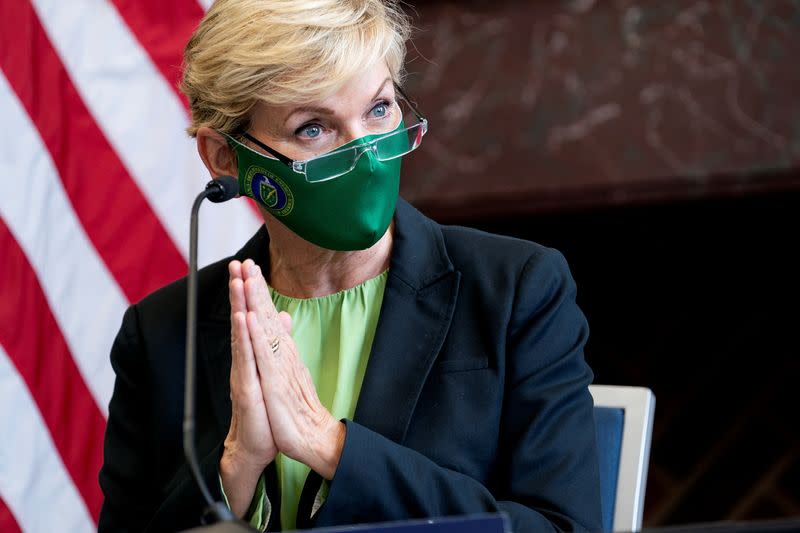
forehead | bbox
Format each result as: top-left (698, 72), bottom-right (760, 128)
top-left (252, 63), bottom-right (394, 129)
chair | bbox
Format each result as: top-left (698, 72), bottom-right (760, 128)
top-left (590, 385), bottom-right (656, 532)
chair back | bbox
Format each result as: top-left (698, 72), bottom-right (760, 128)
top-left (590, 385), bottom-right (656, 532)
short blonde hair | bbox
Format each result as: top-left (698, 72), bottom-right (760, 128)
top-left (181, 0), bottom-right (411, 137)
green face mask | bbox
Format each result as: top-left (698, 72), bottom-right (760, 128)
top-left (228, 122), bottom-right (406, 251)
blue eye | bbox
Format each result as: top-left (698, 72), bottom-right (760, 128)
top-left (370, 103), bottom-right (389, 118)
top-left (298, 124), bottom-right (322, 138)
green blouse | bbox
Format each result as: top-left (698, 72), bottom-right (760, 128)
top-left (221, 270), bottom-right (388, 530)
top-left (270, 270), bottom-right (387, 529)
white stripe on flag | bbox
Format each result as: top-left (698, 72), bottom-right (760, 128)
top-left (196, 0), bottom-right (214, 12)
top-left (30, 0), bottom-right (260, 267)
top-left (0, 71), bottom-right (124, 415)
top-left (0, 343), bottom-right (96, 533)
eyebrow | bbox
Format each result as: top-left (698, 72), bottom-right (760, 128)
top-left (282, 77), bottom-right (394, 126)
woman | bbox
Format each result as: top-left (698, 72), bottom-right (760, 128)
top-left (98, 0), bottom-right (602, 531)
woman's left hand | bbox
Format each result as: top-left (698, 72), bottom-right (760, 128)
top-left (239, 259), bottom-right (346, 480)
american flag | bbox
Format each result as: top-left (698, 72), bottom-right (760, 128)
top-left (0, 1), bottom-right (262, 530)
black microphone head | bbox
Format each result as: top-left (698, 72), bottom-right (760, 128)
top-left (206, 176), bottom-right (239, 203)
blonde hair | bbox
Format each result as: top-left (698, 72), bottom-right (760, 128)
top-left (181, 0), bottom-right (411, 137)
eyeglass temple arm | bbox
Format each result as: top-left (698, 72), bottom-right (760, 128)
top-left (242, 133), bottom-right (296, 167)
top-left (394, 84), bottom-right (426, 124)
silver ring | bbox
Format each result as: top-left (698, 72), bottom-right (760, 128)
top-left (269, 337), bottom-right (280, 354)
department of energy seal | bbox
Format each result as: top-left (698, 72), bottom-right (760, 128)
top-left (243, 166), bottom-right (294, 217)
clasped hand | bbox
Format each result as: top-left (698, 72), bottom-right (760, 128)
top-left (220, 259), bottom-right (345, 517)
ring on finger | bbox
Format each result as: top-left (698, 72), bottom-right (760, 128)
top-left (269, 337), bottom-right (280, 354)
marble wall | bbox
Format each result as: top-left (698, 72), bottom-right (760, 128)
top-left (400, 0), bottom-right (800, 217)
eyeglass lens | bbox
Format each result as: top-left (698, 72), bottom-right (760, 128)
top-left (304, 147), bottom-right (360, 182)
top-left (304, 123), bottom-right (426, 182)
top-left (297, 94), bottom-right (427, 182)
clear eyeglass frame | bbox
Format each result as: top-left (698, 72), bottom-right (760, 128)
top-left (235, 86), bottom-right (428, 183)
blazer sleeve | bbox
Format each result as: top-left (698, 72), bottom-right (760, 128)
top-left (98, 305), bottom-right (226, 532)
top-left (311, 249), bottom-right (602, 532)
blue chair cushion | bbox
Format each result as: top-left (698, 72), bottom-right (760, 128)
top-left (594, 406), bottom-right (625, 532)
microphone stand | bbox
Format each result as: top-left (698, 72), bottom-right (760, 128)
top-left (182, 178), bottom-right (255, 532)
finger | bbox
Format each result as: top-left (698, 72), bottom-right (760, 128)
top-left (229, 277), bottom-right (247, 317)
top-left (248, 310), bottom-right (293, 361)
top-left (240, 259), bottom-right (256, 281)
top-left (247, 310), bottom-right (279, 374)
top-left (229, 260), bottom-right (247, 318)
top-left (243, 264), bottom-right (282, 335)
top-left (231, 311), bottom-right (259, 385)
top-left (228, 260), bottom-right (243, 281)
top-left (278, 311), bottom-right (292, 334)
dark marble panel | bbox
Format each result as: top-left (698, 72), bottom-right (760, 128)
top-left (401, 0), bottom-right (800, 217)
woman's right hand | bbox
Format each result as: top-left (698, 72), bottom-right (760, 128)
top-left (219, 260), bottom-right (278, 518)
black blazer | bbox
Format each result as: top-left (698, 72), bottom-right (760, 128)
top-left (99, 199), bottom-right (602, 532)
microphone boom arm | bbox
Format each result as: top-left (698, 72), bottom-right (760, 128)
top-left (184, 177), bottom-right (242, 525)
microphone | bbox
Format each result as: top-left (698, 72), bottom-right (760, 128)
top-left (205, 175), bottom-right (239, 203)
top-left (183, 176), bottom-right (255, 531)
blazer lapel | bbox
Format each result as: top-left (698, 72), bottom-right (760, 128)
top-left (352, 199), bottom-right (460, 444)
top-left (301, 200), bottom-right (460, 528)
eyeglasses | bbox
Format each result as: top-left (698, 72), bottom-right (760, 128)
top-left (232, 86), bottom-right (428, 183)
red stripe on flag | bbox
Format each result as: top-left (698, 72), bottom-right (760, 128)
top-left (0, 0), bottom-right (187, 303)
top-left (0, 497), bottom-right (22, 533)
top-left (109, 0), bottom-right (205, 111)
top-left (0, 220), bottom-right (106, 522)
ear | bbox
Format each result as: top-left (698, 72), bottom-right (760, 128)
top-left (196, 126), bottom-right (238, 178)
